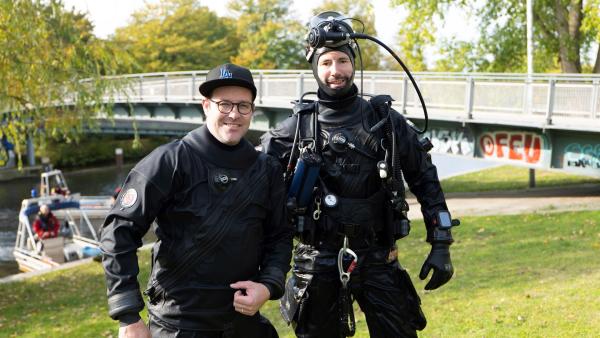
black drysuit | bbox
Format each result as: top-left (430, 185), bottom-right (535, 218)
top-left (101, 125), bottom-right (293, 336)
top-left (261, 88), bottom-right (450, 338)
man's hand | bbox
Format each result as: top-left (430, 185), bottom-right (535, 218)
top-left (118, 319), bottom-right (151, 338)
top-left (230, 281), bottom-right (271, 316)
top-left (419, 242), bottom-right (454, 290)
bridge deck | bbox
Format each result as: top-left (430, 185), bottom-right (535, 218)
top-left (105, 70), bottom-right (600, 132)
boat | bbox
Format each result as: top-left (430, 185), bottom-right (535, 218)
top-left (13, 196), bottom-right (102, 272)
top-left (38, 169), bottom-right (114, 217)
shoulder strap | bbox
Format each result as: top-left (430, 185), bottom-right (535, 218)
top-left (145, 154), bottom-right (269, 303)
top-left (368, 95), bottom-right (394, 134)
top-left (285, 100), bottom-right (319, 182)
top-left (295, 100), bottom-right (319, 149)
top-left (368, 95), bottom-right (408, 209)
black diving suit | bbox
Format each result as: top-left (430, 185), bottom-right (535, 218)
top-left (101, 125), bottom-right (293, 337)
top-left (261, 86), bottom-right (451, 338)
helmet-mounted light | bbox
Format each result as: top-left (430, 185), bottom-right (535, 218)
top-left (305, 11), bottom-right (356, 62)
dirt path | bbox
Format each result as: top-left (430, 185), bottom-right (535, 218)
top-left (406, 183), bottom-right (600, 219)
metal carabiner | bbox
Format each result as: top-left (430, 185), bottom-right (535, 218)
top-left (337, 236), bottom-right (358, 288)
top-left (313, 196), bottom-right (322, 220)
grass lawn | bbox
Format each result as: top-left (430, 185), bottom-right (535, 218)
top-left (440, 165), bottom-right (599, 193)
top-left (1, 210), bottom-right (599, 337)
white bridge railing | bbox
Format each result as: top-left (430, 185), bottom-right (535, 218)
top-left (107, 70), bottom-right (600, 131)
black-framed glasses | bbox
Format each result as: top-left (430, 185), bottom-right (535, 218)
top-left (206, 99), bottom-right (254, 115)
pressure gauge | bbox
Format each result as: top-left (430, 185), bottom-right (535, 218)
top-left (324, 194), bottom-right (339, 208)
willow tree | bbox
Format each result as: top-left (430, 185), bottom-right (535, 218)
top-left (0, 0), bottom-right (129, 165)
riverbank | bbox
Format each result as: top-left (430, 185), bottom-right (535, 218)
top-left (0, 166), bottom-right (45, 182)
top-left (1, 209), bottom-right (599, 337)
top-left (43, 135), bottom-right (170, 169)
top-left (0, 135), bottom-right (169, 183)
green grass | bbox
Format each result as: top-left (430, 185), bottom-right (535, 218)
top-left (1, 210), bottom-right (599, 337)
top-left (440, 165), bottom-right (599, 193)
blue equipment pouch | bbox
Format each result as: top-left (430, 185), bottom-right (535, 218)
top-left (288, 148), bottom-right (322, 210)
top-left (286, 148), bottom-right (322, 243)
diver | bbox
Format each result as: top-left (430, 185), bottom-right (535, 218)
top-left (261, 11), bottom-right (458, 338)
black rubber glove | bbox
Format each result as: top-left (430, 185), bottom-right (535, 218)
top-left (419, 242), bottom-right (453, 290)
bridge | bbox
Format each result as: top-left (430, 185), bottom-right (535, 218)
top-left (5, 70), bottom-right (600, 177)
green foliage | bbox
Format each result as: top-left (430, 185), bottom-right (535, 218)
top-left (311, 0), bottom-right (383, 70)
top-left (433, 40), bottom-right (480, 72)
top-left (581, 0), bottom-right (600, 72)
top-left (441, 165), bottom-right (599, 193)
top-left (388, 0), bottom-right (458, 71)
top-left (0, 0), bottom-right (130, 165)
top-left (228, 0), bottom-right (306, 69)
top-left (42, 136), bottom-right (170, 168)
top-left (391, 0), bottom-right (600, 73)
top-left (1, 210), bottom-right (600, 336)
top-left (113, 0), bottom-right (239, 72)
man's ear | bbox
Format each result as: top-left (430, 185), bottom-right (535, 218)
top-left (202, 98), bottom-right (210, 112)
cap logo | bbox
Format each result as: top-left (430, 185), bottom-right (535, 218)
top-left (219, 67), bottom-right (232, 79)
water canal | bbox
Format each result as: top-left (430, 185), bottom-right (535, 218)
top-left (0, 154), bottom-right (499, 278)
top-left (0, 164), bottom-right (132, 277)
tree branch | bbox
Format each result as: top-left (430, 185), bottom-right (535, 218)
top-left (593, 44), bottom-right (600, 73)
top-left (533, 11), bottom-right (555, 41)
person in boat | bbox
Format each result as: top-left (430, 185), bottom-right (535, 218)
top-left (100, 63), bottom-right (293, 338)
top-left (32, 204), bottom-right (60, 239)
top-left (51, 186), bottom-right (70, 196)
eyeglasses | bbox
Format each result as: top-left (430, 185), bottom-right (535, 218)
top-left (206, 99), bottom-right (254, 115)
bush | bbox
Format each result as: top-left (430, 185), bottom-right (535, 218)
top-left (42, 136), bottom-right (172, 168)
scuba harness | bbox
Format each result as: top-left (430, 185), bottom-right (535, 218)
top-left (285, 93), bottom-right (412, 245)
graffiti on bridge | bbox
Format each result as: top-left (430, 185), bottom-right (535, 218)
top-left (478, 131), bottom-right (551, 167)
top-left (563, 143), bottom-right (600, 170)
top-left (424, 129), bottom-right (474, 156)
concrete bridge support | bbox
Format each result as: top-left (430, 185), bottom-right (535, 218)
top-left (26, 135), bottom-right (35, 166)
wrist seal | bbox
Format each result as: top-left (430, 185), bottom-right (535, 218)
top-left (428, 227), bottom-right (454, 244)
top-left (427, 210), bottom-right (457, 244)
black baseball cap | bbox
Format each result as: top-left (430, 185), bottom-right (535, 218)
top-left (199, 63), bottom-right (257, 100)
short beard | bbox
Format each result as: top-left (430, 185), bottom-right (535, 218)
top-left (326, 75), bottom-right (351, 88)
top-left (320, 74), bottom-right (353, 97)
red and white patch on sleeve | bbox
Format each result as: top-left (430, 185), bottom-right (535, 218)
top-left (120, 188), bottom-right (138, 208)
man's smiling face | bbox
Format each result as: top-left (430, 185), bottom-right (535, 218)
top-left (317, 50), bottom-right (354, 92)
top-left (202, 86), bottom-right (254, 146)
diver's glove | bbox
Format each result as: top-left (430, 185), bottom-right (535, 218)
top-left (419, 242), bottom-right (453, 290)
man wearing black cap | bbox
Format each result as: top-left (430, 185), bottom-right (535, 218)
top-left (101, 63), bottom-right (292, 338)
top-left (261, 12), bottom-right (456, 338)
